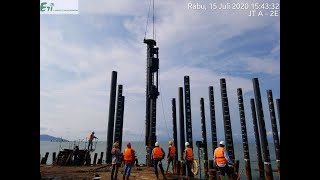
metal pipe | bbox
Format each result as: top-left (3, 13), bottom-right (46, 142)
top-left (237, 88), bottom-right (252, 180)
top-left (250, 98), bottom-right (265, 178)
top-left (178, 87), bottom-right (185, 161)
top-left (267, 90), bottom-right (280, 160)
top-left (149, 98), bottom-right (157, 151)
top-left (113, 85), bottom-right (123, 147)
top-left (200, 98), bottom-right (209, 177)
top-left (98, 152), bottom-right (104, 164)
top-left (176, 160), bottom-right (181, 175)
top-left (208, 86), bottom-right (219, 180)
top-left (208, 86), bottom-right (218, 155)
top-left (267, 90), bottom-right (280, 178)
top-left (219, 78), bottom-right (235, 160)
top-left (181, 161), bottom-right (186, 176)
top-left (106, 71), bottom-right (117, 163)
top-left (93, 153), bottom-right (98, 165)
top-left (145, 96), bottom-right (150, 146)
top-left (42, 152), bottom-right (49, 164)
top-left (252, 78), bottom-right (274, 180)
top-left (184, 76), bottom-right (193, 148)
top-left (172, 98), bottom-right (179, 162)
top-left (276, 98), bottom-right (280, 129)
top-left (52, 152), bottom-right (56, 165)
top-left (118, 96), bottom-right (125, 151)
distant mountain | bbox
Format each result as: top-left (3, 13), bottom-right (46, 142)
top-left (40, 134), bottom-right (69, 142)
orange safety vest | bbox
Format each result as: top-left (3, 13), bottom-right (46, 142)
top-left (124, 148), bottom-right (135, 161)
top-left (214, 147), bottom-right (227, 164)
top-left (153, 147), bottom-right (163, 159)
top-left (184, 147), bottom-right (193, 161)
top-left (169, 145), bottom-right (176, 157)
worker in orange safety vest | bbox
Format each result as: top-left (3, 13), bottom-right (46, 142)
top-left (213, 141), bottom-right (236, 179)
top-left (183, 142), bottom-right (194, 177)
top-left (123, 143), bottom-right (135, 180)
top-left (152, 142), bottom-right (167, 179)
top-left (166, 140), bottom-right (176, 174)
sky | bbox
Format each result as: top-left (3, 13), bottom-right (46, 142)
top-left (40, 0), bottom-right (280, 143)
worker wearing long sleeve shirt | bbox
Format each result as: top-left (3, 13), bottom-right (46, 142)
top-left (213, 141), bottom-right (235, 179)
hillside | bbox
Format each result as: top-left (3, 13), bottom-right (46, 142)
top-left (40, 134), bottom-right (69, 141)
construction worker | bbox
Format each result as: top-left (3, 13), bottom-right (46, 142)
top-left (87, 131), bottom-right (98, 150)
top-left (151, 142), bottom-right (167, 179)
top-left (166, 140), bottom-right (176, 174)
top-left (183, 142), bottom-right (194, 177)
top-left (123, 142), bottom-right (135, 180)
top-left (213, 141), bottom-right (235, 179)
top-left (111, 142), bottom-right (122, 180)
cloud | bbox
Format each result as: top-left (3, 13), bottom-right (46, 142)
top-left (80, 0), bottom-right (149, 16)
top-left (238, 57), bottom-right (280, 75)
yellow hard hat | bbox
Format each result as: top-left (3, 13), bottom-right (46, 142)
top-left (113, 142), bottom-right (119, 147)
top-left (169, 141), bottom-right (173, 145)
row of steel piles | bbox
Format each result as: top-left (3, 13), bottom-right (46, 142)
top-left (169, 77), bottom-right (280, 180)
top-left (40, 151), bottom-right (101, 166)
top-left (105, 71), bottom-right (126, 164)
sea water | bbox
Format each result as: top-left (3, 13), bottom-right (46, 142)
top-left (40, 141), bottom-right (279, 179)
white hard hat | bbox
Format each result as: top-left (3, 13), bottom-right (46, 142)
top-left (185, 142), bottom-right (190, 147)
top-left (219, 141), bottom-right (225, 146)
top-left (155, 142), bottom-right (159, 146)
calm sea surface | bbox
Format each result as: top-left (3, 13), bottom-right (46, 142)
top-left (40, 141), bottom-right (279, 179)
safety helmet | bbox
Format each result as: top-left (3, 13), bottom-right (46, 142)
top-left (155, 142), bottom-right (159, 146)
top-left (185, 142), bottom-right (190, 147)
top-left (169, 141), bottom-right (173, 145)
top-left (219, 141), bottom-right (225, 146)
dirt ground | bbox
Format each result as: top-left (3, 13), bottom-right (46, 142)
top-left (40, 164), bottom-right (196, 180)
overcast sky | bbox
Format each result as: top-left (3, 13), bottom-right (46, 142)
top-left (40, 0), bottom-right (280, 142)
